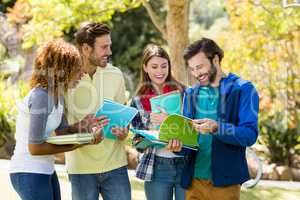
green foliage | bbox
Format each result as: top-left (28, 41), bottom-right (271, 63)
top-left (20, 0), bottom-right (141, 49)
top-left (189, 0), bottom-right (229, 44)
top-left (0, 43), bottom-right (6, 60)
top-left (190, 0), bottom-right (227, 29)
top-left (0, 0), bottom-right (17, 13)
top-left (0, 55), bottom-right (25, 75)
top-left (0, 78), bottom-right (29, 147)
top-left (223, 0), bottom-right (300, 166)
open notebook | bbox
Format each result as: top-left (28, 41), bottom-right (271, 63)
top-left (131, 114), bottom-right (199, 150)
top-left (46, 134), bottom-right (93, 145)
top-left (95, 99), bottom-right (138, 140)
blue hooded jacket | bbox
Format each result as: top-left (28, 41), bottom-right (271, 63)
top-left (180, 73), bottom-right (259, 188)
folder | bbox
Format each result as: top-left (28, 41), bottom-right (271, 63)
top-left (150, 90), bottom-right (182, 114)
top-left (131, 114), bottom-right (199, 150)
top-left (46, 133), bottom-right (93, 145)
top-left (95, 99), bottom-right (138, 140)
top-left (131, 129), bottom-right (197, 151)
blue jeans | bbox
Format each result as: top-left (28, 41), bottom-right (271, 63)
top-left (10, 172), bottom-right (61, 200)
top-left (145, 156), bottom-right (187, 200)
top-left (68, 166), bottom-right (131, 200)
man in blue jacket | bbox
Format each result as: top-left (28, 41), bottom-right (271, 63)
top-left (181, 38), bottom-right (259, 200)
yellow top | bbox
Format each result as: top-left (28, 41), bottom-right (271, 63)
top-left (65, 64), bottom-right (127, 174)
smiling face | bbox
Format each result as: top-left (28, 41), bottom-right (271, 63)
top-left (187, 52), bottom-right (217, 86)
top-left (82, 34), bottom-right (112, 68)
top-left (143, 56), bottom-right (169, 88)
top-left (68, 67), bottom-right (84, 89)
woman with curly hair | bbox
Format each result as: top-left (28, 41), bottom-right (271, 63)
top-left (9, 39), bottom-right (108, 200)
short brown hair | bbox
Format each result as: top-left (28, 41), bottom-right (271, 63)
top-left (30, 39), bottom-right (82, 102)
top-left (75, 22), bottom-right (111, 47)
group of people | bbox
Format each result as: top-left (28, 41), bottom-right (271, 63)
top-left (9, 22), bottom-right (259, 200)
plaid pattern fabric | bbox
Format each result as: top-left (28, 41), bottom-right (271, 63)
top-left (135, 147), bottom-right (156, 181)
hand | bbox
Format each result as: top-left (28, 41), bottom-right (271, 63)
top-left (111, 127), bottom-right (129, 141)
top-left (79, 114), bottom-right (108, 133)
top-left (150, 106), bottom-right (168, 126)
top-left (89, 117), bottom-right (110, 145)
top-left (192, 118), bottom-right (218, 134)
top-left (165, 139), bottom-right (182, 152)
top-left (90, 126), bottom-right (104, 145)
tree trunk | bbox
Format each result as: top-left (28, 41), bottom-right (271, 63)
top-left (0, 13), bottom-right (20, 57)
top-left (166, 0), bottom-right (189, 85)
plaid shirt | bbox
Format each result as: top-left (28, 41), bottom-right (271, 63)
top-left (135, 147), bottom-right (156, 181)
top-left (130, 96), bottom-right (157, 181)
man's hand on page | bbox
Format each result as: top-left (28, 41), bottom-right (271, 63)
top-left (111, 127), bottom-right (129, 141)
top-left (192, 118), bottom-right (218, 134)
top-left (166, 139), bottom-right (182, 152)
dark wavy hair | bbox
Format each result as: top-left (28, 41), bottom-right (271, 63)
top-left (75, 22), bottom-right (111, 47)
top-left (183, 38), bottom-right (224, 65)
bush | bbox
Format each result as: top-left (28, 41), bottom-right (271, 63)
top-left (0, 78), bottom-right (29, 147)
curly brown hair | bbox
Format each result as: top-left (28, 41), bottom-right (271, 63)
top-left (30, 39), bottom-right (82, 103)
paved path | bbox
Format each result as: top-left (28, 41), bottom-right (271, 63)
top-left (0, 159), bottom-right (145, 200)
top-left (1, 159), bottom-right (300, 200)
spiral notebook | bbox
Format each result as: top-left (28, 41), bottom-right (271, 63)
top-left (131, 114), bottom-right (199, 150)
top-left (150, 90), bottom-right (182, 114)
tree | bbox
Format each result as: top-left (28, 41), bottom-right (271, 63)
top-left (109, 4), bottom-right (164, 92)
top-left (6, 0), bottom-right (192, 84)
top-left (222, 0), bottom-right (300, 166)
top-left (5, 0), bottom-right (142, 80)
top-left (142, 0), bottom-right (190, 84)
top-left (12, 0), bottom-right (141, 49)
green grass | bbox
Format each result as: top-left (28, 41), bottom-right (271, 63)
top-left (130, 179), bottom-right (300, 200)
top-left (241, 187), bottom-right (300, 200)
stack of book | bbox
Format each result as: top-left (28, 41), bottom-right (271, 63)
top-left (46, 134), bottom-right (93, 145)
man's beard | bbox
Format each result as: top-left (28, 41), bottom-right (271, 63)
top-left (208, 64), bottom-right (217, 83)
top-left (88, 51), bottom-right (109, 67)
top-left (197, 64), bottom-right (217, 85)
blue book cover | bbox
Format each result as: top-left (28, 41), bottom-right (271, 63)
top-left (150, 90), bottom-right (182, 114)
top-left (95, 99), bottom-right (138, 140)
